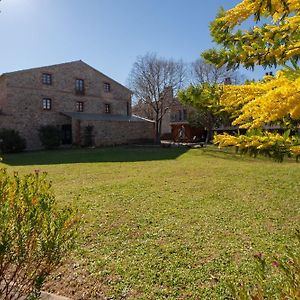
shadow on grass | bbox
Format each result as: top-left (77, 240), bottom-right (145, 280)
top-left (1, 146), bottom-right (188, 166)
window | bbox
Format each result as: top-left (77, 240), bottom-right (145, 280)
top-left (178, 110), bottom-right (182, 121)
top-left (76, 101), bottom-right (84, 112)
top-left (75, 79), bottom-right (85, 94)
top-left (42, 73), bottom-right (52, 85)
top-left (105, 103), bottom-right (111, 114)
top-left (42, 98), bottom-right (52, 110)
top-left (183, 109), bottom-right (187, 120)
top-left (104, 82), bottom-right (111, 92)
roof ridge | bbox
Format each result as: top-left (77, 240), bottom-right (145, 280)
top-left (2, 60), bottom-right (83, 76)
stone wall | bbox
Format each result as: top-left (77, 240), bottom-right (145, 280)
top-left (5, 61), bottom-right (131, 116)
top-left (0, 76), bottom-right (7, 111)
top-left (0, 76), bottom-right (13, 137)
top-left (79, 120), bottom-right (154, 146)
top-left (0, 61), bottom-right (136, 150)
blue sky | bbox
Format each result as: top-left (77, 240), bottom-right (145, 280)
top-left (0, 0), bottom-right (274, 85)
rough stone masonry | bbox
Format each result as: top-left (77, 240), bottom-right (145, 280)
top-left (0, 60), bottom-right (154, 150)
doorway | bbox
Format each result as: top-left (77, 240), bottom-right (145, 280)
top-left (61, 124), bottom-right (72, 144)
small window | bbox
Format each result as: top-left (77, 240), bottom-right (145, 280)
top-left (178, 110), bottom-right (182, 121)
top-left (105, 103), bottom-right (111, 114)
top-left (75, 79), bottom-right (85, 94)
top-left (104, 82), bottom-right (111, 92)
top-left (76, 101), bottom-right (84, 112)
top-left (42, 73), bottom-right (52, 85)
top-left (42, 98), bottom-right (52, 110)
top-left (183, 109), bottom-right (187, 120)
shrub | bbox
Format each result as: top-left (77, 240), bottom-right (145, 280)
top-left (38, 125), bottom-right (61, 149)
top-left (0, 128), bottom-right (26, 153)
top-left (0, 169), bottom-right (78, 299)
top-left (230, 230), bottom-right (300, 299)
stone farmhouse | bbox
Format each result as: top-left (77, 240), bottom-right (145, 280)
top-left (0, 60), bottom-right (154, 150)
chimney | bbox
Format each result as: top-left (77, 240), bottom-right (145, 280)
top-left (160, 86), bottom-right (174, 102)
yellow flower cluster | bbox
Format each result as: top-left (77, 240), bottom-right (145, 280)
top-left (214, 131), bottom-right (300, 160)
top-left (213, 0), bottom-right (300, 67)
top-left (290, 145), bottom-right (300, 156)
top-left (222, 0), bottom-right (300, 27)
top-left (221, 72), bottom-right (300, 128)
top-left (215, 131), bottom-right (290, 148)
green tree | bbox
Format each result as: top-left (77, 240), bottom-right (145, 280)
top-left (178, 83), bottom-right (227, 143)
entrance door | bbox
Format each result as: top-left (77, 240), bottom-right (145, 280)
top-left (61, 124), bottom-right (72, 144)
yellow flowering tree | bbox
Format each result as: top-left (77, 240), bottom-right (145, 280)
top-left (203, 0), bottom-right (300, 69)
top-left (202, 0), bottom-right (300, 160)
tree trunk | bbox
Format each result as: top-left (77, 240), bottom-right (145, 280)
top-left (205, 112), bottom-right (215, 144)
top-left (205, 127), bottom-right (214, 144)
top-left (154, 118), bottom-right (161, 144)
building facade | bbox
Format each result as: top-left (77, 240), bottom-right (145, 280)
top-left (132, 88), bottom-right (206, 142)
top-left (0, 61), bottom-right (154, 150)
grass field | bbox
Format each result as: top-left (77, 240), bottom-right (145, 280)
top-left (1, 146), bottom-right (300, 299)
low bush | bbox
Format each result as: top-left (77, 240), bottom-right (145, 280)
top-left (230, 230), bottom-right (300, 299)
top-left (38, 125), bottom-right (61, 149)
top-left (0, 128), bottom-right (26, 153)
top-left (0, 169), bottom-right (78, 299)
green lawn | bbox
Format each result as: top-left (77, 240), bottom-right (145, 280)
top-left (1, 146), bottom-right (300, 299)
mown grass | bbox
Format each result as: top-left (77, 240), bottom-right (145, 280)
top-left (1, 146), bottom-right (299, 299)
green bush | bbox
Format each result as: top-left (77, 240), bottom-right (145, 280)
top-left (38, 125), bottom-right (61, 149)
top-left (0, 128), bottom-right (26, 153)
top-left (0, 169), bottom-right (78, 299)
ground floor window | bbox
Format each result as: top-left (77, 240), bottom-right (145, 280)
top-left (76, 101), bottom-right (84, 112)
top-left (105, 103), bottom-right (111, 114)
top-left (42, 98), bottom-right (52, 110)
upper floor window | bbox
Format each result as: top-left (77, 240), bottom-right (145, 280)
top-left (75, 79), bottom-right (85, 94)
top-left (171, 110), bottom-right (186, 122)
top-left (42, 98), bottom-right (52, 110)
top-left (105, 103), bottom-right (111, 114)
top-left (76, 101), bottom-right (84, 112)
top-left (42, 73), bottom-right (52, 85)
top-left (104, 82), bottom-right (111, 92)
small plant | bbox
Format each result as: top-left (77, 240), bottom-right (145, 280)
top-left (0, 128), bottom-right (26, 153)
top-left (0, 169), bottom-right (78, 299)
top-left (230, 230), bottom-right (300, 299)
top-left (38, 125), bottom-right (61, 149)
